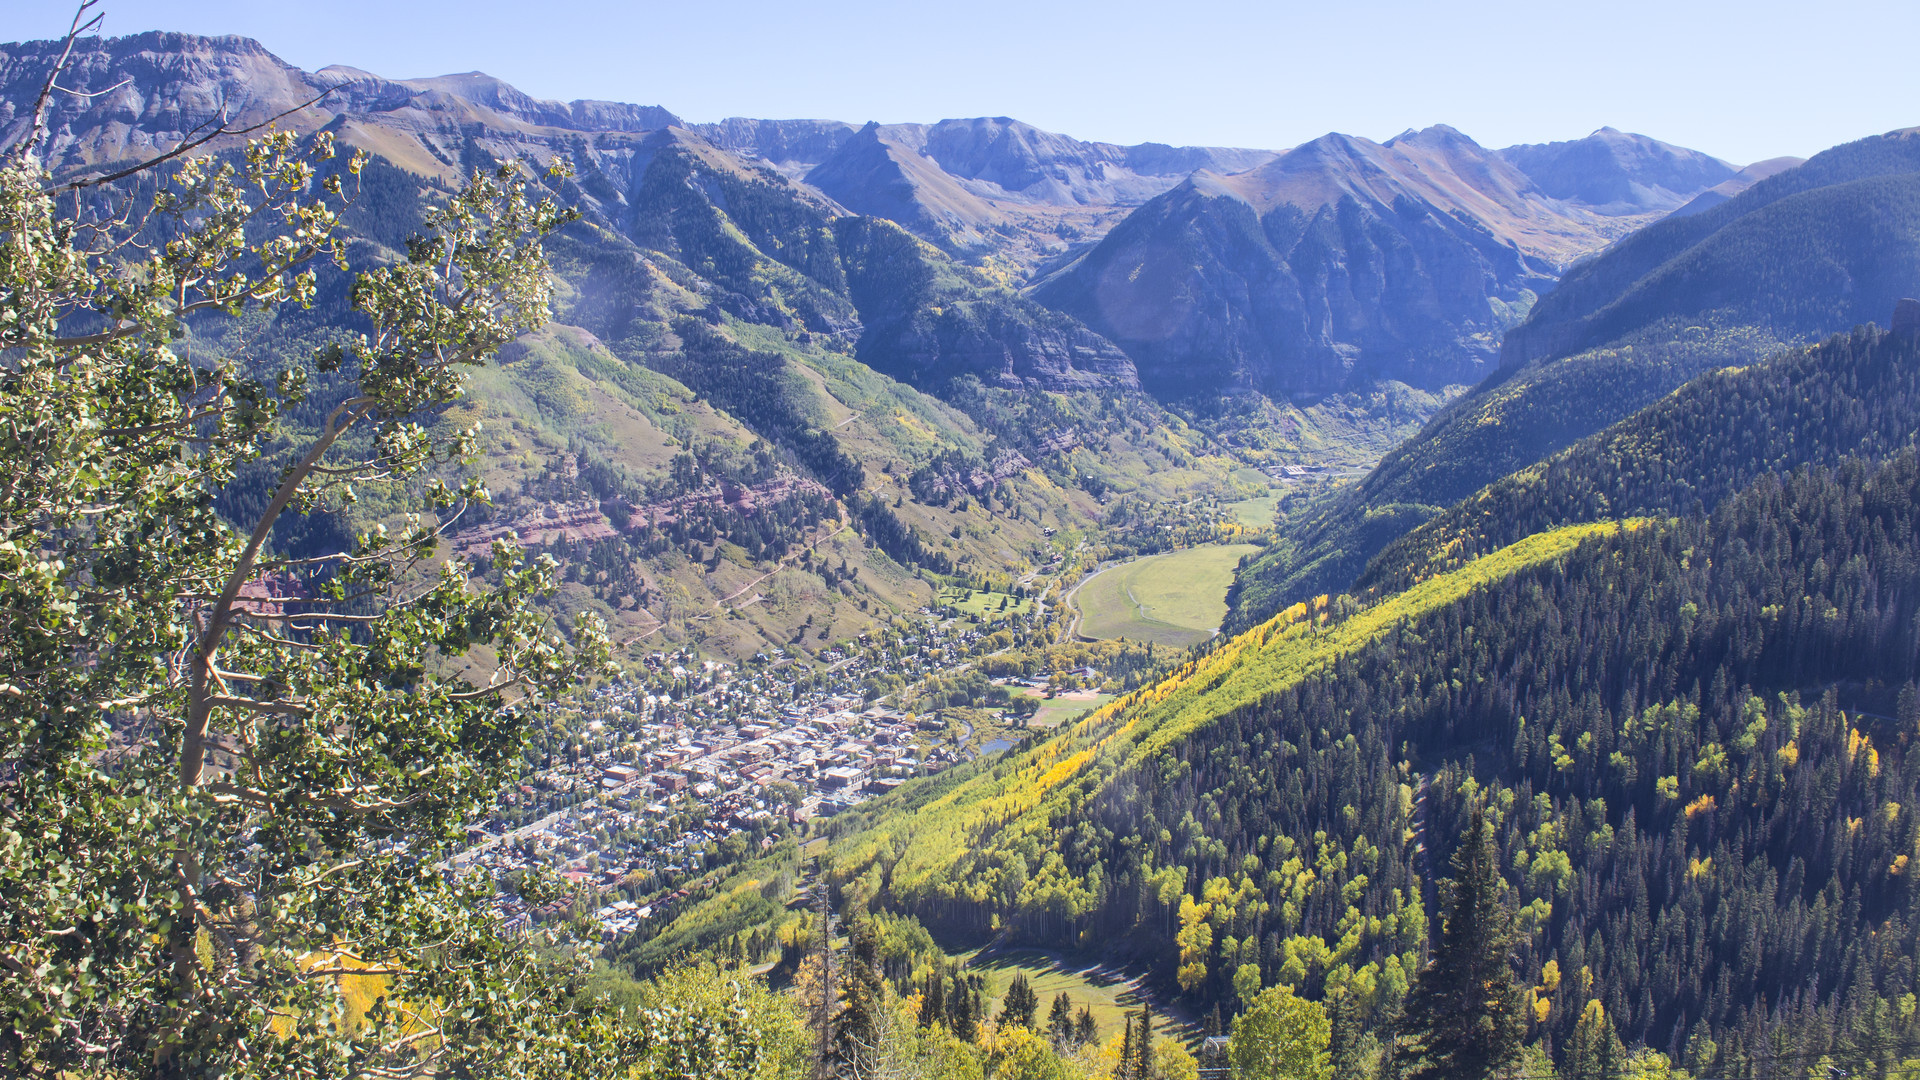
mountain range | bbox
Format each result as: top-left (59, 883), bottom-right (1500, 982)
top-left (1, 31), bottom-right (1775, 408)
top-left (0, 27), bottom-right (1801, 665)
top-left (1226, 123), bottom-right (1920, 630)
top-left (20, 22), bottom-right (1920, 1080)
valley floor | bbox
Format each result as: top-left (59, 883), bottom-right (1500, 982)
top-left (1067, 543), bottom-right (1262, 647)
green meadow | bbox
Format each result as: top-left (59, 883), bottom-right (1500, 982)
top-left (1072, 544), bottom-right (1260, 647)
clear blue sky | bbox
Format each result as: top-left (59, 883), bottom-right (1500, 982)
top-left (14, 0), bottom-right (1919, 165)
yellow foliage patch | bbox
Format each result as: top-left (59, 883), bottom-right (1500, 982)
top-left (268, 952), bottom-right (429, 1042)
top-left (806, 524), bottom-right (1652, 919)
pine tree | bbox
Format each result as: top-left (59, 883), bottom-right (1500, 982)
top-left (1399, 807), bottom-right (1526, 1080)
top-left (1048, 992), bottom-right (1075, 1044)
top-left (1075, 1006), bottom-right (1098, 1047)
top-left (1566, 1000), bottom-right (1624, 1080)
top-left (919, 970), bottom-right (947, 1029)
top-left (832, 912), bottom-right (886, 1076)
top-left (999, 971), bottom-right (1040, 1029)
top-left (1330, 990), bottom-right (1367, 1080)
top-left (1120, 1014), bottom-right (1137, 1080)
top-left (948, 971), bottom-right (978, 1042)
top-left (1136, 1004), bottom-right (1155, 1079)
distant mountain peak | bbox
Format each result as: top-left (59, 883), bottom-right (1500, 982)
top-left (1386, 123), bottom-right (1472, 145)
top-left (1030, 120), bottom-right (1751, 404)
top-left (312, 64), bottom-right (379, 82)
top-left (1498, 128), bottom-right (1737, 215)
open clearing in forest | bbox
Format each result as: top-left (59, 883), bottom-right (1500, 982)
top-left (937, 585), bottom-right (1032, 621)
top-left (1071, 544), bottom-right (1259, 648)
top-left (1009, 689), bottom-right (1116, 729)
top-left (1225, 489), bottom-right (1280, 528)
top-left (966, 950), bottom-right (1147, 1045)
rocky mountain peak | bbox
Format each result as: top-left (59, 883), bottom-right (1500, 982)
top-left (1498, 127), bottom-right (1739, 215)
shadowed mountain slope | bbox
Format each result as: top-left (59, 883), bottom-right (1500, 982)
top-left (1030, 125), bottom-right (1736, 401)
top-left (1226, 130), bottom-right (1920, 630)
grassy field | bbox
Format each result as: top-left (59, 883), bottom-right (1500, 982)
top-left (1226, 489), bottom-right (1281, 528)
top-left (1012, 690), bottom-right (1116, 729)
top-left (1073, 544), bottom-right (1260, 647)
top-left (966, 950), bottom-right (1176, 1046)
top-left (937, 586), bottom-right (1033, 622)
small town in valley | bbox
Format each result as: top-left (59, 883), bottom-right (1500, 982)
top-left (453, 607), bottom-right (1105, 944)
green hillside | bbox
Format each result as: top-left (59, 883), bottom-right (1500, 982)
top-left (625, 295), bottom-right (1920, 1073)
top-left (1505, 129), bottom-right (1920, 367)
top-left (1043, 452), bottom-right (1920, 1059)
top-left (628, 519), bottom-right (1625, 968)
top-left (1228, 132), bottom-right (1920, 631)
top-left (187, 121), bottom-right (1290, 665)
top-left (439, 132), bottom-right (1309, 662)
top-left (1360, 325), bottom-right (1920, 595)
top-left (645, 448), bottom-right (1920, 1073)
top-left (1223, 321), bottom-right (1793, 628)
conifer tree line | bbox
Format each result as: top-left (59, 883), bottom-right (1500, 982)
top-left (23, 4), bottom-right (1920, 1076)
top-left (809, 437), bottom-right (1920, 1077)
top-left (1361, 325), bottom-right (1920, 596)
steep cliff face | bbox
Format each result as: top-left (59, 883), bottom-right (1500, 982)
top-left (0, 30), bottom-right (687, 207)
top-left (0, 31), bottom-right (325, 165)
top-left (686, 117), bottom-right (858, 177)
top-left (799, 116), bottom-right (1278, 268)
top-left (910, 116), bottom-right (1274, 206)
top-left (803, 121), bottom-right (1003, 242)
top-left (835, 215), bottom-right (1139, 391)
top-left (1, 31), bottom-right (1143, 397)
top-left (803, 115), bottom-right (1275, 215)
top-left (377, 71), bottom-right (680, 132)
top-left (605, 128), bottom-right (1138, 392)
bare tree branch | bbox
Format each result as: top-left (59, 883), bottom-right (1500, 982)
top-left (45, 86), bottom-right (343, 196)
top-left (5, 1), bottom-right (104, 165)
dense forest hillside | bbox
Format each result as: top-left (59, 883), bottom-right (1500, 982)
top-left (1222, 322), bottom-right (1793, 628)
top-left (1227, 132), bottom-right (1920, 631)
top-left (1506, 129), bottom-right (1920, 367)
top-left (644, 442), bottom-right (1920, 1071)
top-left (624, 519), bottom-right (1625, 968)
top-left (1359, 325), bottom-right (1920, 594)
